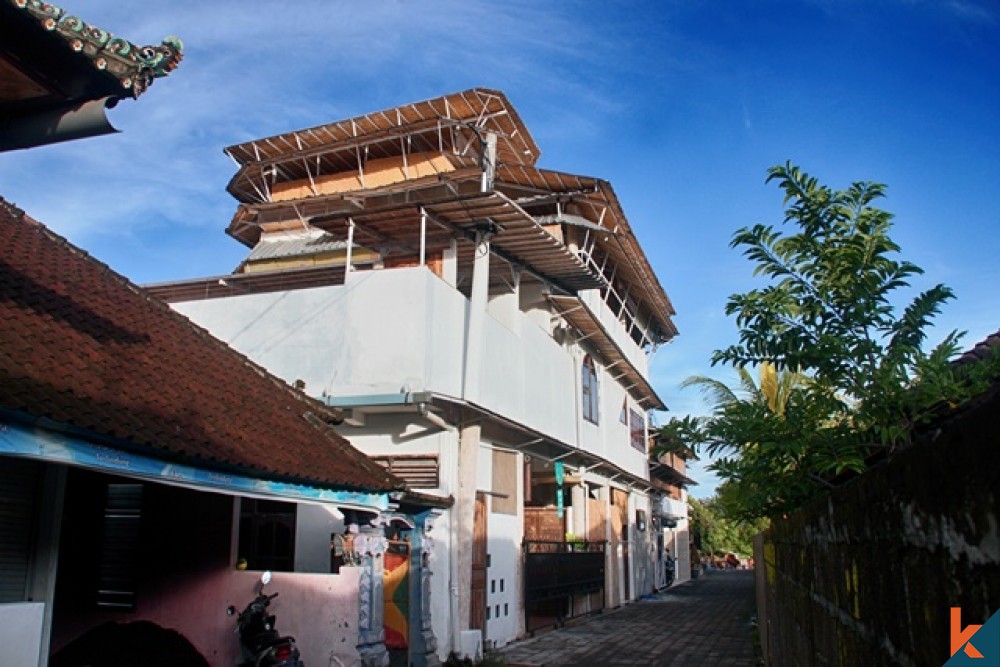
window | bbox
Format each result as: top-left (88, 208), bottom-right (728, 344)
top-left (619, 399), bottom-right (628, 424)
top-left (629, 408), bottom-right (646, 452)
top-left (491, 450), bottom-right (518, 515)
top-left (582, 355), bottom-right (599, 424)
top-left (238, 498), bottom-right (296, 572)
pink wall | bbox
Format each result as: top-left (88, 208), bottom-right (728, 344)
top-left (50, 470), bottom-right (363, 666)
top-left (140, 567), bottom-right (361, 666)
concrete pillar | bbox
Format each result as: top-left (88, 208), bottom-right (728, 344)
top-left (442, 239), bottom-right (458, 287)
top-left (32, 464), bottom-right (65, 667)
top-left (570, 481), bottom-right (586, 539)
top-left (413, 510), bottom-right (442, 667)
top-left (455, 227), bottom-right (489, 645)
top-left (462, 231), bottom-right (490, 403)
top-left (356, 524), bottom-right (389, 667)
top-left (456, 423), bottom-right (481, 634)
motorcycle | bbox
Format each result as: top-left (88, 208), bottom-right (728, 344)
top-left (227, 571), bottom-right (304, 667)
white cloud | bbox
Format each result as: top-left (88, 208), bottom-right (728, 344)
top-left (0, 0), bottom-right (613, 252)
top-left (946, 0), bottom-right (996, 24)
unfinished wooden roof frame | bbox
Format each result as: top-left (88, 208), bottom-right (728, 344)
top-left (166, 88), bottom-right (677, 361)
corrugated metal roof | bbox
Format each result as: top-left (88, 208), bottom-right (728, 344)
top-left (247, 231), bottom-right (351, 262)
top-left (224, 88), bottom-right (539, 203)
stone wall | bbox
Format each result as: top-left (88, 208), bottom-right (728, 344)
top-left (755, 387), bottom-right (1000, 666)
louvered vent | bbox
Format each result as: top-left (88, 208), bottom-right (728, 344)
top-left (372, 455), bottom-right (439, 489)
top-left (0, 458), bottom-right (40, 603)
top-left (97, 483), bottom-right (143, 610)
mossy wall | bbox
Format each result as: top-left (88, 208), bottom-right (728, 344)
top-left (756, 388), bottom-right (1000, 666)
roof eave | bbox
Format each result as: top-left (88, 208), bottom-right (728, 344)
top-left (223, 87), bottom-right (540, 170)
top-left (4, 0), bottom-right (182, 100)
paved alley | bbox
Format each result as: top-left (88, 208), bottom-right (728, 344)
top-left (497, 570), bottom-right (757, 667)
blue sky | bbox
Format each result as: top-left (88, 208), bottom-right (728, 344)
top-left (3, 0), bottom-right (998, 496)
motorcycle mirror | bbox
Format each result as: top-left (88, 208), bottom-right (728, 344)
top-left (261, 570), bottom-right (272, 586)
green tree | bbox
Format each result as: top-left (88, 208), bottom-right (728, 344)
top-left (715, 163), bottom-right (963, 446)
top-left (689, 495), bottom-right (766, 557)
top-left (671, 164), bottom-right (998, 520)
top-left (663, 363), bottom-right (819, 518)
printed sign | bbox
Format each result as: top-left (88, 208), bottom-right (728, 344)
top-left (1, 421), bottom-right (389, 510)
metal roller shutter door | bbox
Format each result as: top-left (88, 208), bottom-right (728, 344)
top-left (0, 457), bottom-right (41, 602)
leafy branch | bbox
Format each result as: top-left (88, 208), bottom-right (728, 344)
top-left (663, 163), bottom-right (995, 521)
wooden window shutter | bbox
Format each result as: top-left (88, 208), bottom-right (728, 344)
top-left (371, 455), bottom-right (439, 489)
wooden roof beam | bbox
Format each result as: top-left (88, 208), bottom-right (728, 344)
top-left (228, 117), bottom-right (495, 173)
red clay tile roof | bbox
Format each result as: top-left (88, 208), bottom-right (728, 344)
top-left (0, 197), bottom-right (400, 493)
top-left (954, 329), bottom-right (1000, 367)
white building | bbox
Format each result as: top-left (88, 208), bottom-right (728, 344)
top-left (150, 88), bottom-right (680, 660)
top-left (650, 449), bottom-right (697, 589)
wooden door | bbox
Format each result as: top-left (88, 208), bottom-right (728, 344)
top-left (523, 506), bottom-right (565, 542)
top-left (470, 492), bottom-right (488, 632)
top-left (587, 498), bottom-right (606, 611)
top-left (608, 494), bottom-right (621, 608)
top-left (612, 489), bottom-right (630, 602)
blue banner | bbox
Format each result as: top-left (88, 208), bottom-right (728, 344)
top-left (0, 421), bottom-right (389, 511)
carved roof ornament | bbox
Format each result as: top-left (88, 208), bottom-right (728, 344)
top-left (12, 0), bottom-right (183, 97)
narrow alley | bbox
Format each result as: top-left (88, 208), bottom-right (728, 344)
top-left (498, 570), bottom-right (757, 667)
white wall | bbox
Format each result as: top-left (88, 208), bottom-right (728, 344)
top-left (173, 267), bottom-right (653, 477)
top-left (0, 603), bottom-right (44, 667)
top-left (672, 520), bottom-right (691, 585)
top-left (575, 356), bottom-right (649, 480)
top-left (577, 289), bottom-right (649, 375)
top-left (174, 268), bottom-right (466, 399)
top-left (338, 415), bottom-right (449, 480)
top-left (294, 504), bottom-right (345, 573)
top-left (478, 311), bottom-right (577, 445)
top-left (485, 508), bottom-right (520, 647)
top-left (475, 444), bottom-right (522, 648)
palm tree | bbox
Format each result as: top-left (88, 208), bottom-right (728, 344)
top-left (651, 364), bottom-right (811, 511)
top-left (681, 363), bottom-right (805, 418)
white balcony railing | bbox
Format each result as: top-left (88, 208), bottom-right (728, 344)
top-left (659, 497), bottom-right (687, 520)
